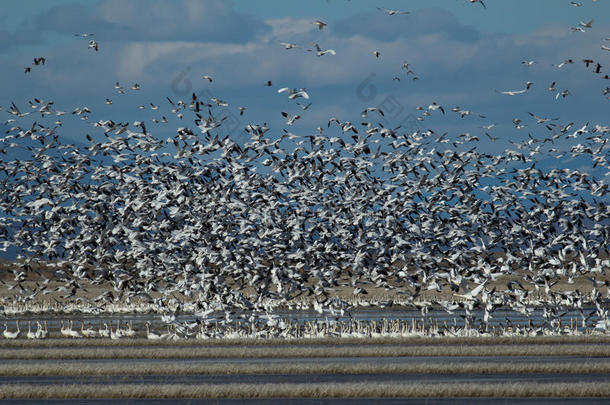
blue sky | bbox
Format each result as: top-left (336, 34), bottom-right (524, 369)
top-left (1, 0), bottom-right (608, 162)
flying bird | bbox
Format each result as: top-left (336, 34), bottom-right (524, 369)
top-left (553, 59), bottom-right (574, 68)
top-left (312, 20), bottom-right (327, 30)
top-left (377, 7), bottom-right (409, 15)
top-left (427, 102), bottom-right (445, 114)
top-left (495, 82), bottom-right (533, 95)
top-left (556, 89), bottom-right (571, 99)
top-left (296, 101), bottom-right (312, 110)
top-left (579, 19), bottom-right (594, 28)
top-left (281, 111), bottom-right (301, 126)
top-left (309, 43), bottom-right (336, 56)
top-left (2, 0), bottom-right (609, 341)
top-left (278, 87), bottom-right (309, 100)
top-left (280, 42), bottom-right (299, 49)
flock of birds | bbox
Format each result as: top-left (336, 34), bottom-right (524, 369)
top-left (0, 1), bottom-right (609, 338)
top-left (2, 314), bottom-right (593, 340)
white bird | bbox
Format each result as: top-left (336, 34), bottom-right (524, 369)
top-left (211, 97), bottom-right (228, 106)
top-left (528, 112), bottom-right (559, 124)
top-left (280, 42), bottom-right (299, 49)
top-left (88, 40), bottom-right (98, 51)
top-left (353, 287), bottom-right (368, 295)
top-left (579, 19), bottom-right (594, 28)
top-left (455, 282), bottom-right (487, 301)
top-left (62, 320), bottom-right (81, 338)
top-left (281, 111), bottom-right (301, 126)
top-left (554, 59), bottom-right (574, 68)
top-left (377, 7), bottom-right (409, 15)
top-left (361, 107), bottom-right (384, 118)
top-left (26, 321), bottom-right (37, 339)
top-left (296, 102), bottom-right (312, 110)
top-left (496, 88), bottom-right (526, 96)
top-left (35, 321), bottom-right (48, 339)
top-left (495, 82), bottom-right (532, 96)
top-left (278, 87), bottom-right (309, 100)
top-left (312, 20), bottom-right (327, 30)
top-left (146, 322), bottom-right (162, 340)
top-left (427, 102), bottom-right (445, 114)
top-left (110, 320), bottom-right (122, 340)
top-left (309, 43), bottom-right (336, 56)
top-left (122, 322), bottom-right (136, 337)
top-left (98, 322), bottom-right (110, 338)
top-left (3, 322), bottom-right (20, 339)
top-left (81, 322), bottom-right (98, 338)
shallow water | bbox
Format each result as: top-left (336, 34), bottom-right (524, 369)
top-left (0, 306), bottom-right (603, 338)
top-left (3, 355), bottom-right (609, 366)
top-left (1, 372), bottom-right (609, 386)
top-left (3, 400), bottom-right (610, 405)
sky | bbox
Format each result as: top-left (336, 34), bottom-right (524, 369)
top-left (0, 0), bottom-right (609, 161)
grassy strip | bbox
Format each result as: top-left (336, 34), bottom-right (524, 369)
top-left (1, 335), bottom-right (609, 348)
top-left (1, 344), bottom-right (609, 360)
top-left (1, 361), bottom-right (609, 377)
top-left (1, 382), bottom-right (610, 399)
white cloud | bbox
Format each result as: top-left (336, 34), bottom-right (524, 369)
top-left (265, 17), bottom-right (317, 39)
top-left (114, 41), bottom-right (260, 81)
